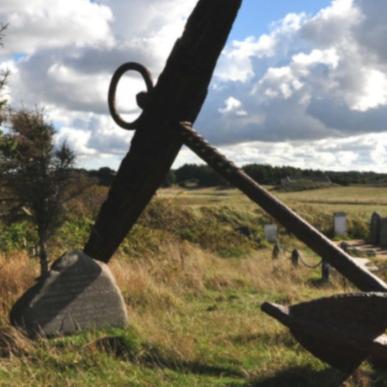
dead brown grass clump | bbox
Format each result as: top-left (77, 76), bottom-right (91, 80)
top-left (0, 252), bottom-right (37, 322)
top-left (0, 326), bottom-right (34, 357)
top-left (111, 239), bottom-right (345, 312)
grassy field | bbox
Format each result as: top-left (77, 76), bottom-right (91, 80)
top-left (158, 184), bottom-right (387, 217)
top-left (159, 185), bottom-right (387, 241)
top-left (0, 185), bottom-right (386, 386)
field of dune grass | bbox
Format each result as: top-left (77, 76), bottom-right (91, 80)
top-left (0, 185), bottom-right (386, 386)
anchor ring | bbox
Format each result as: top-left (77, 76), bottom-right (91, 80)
top-left (108, 62), bottom-right (154, 130)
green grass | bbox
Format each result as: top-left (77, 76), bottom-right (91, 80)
top-left (0, 185), bottom-right (386, 385)
top-left (159, 184), bottom-right (387, 215)
top-left (159, 185), bottom-right (386, 240)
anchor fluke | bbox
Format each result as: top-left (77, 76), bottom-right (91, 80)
top-left (262, 293), bottom-right (387, 373)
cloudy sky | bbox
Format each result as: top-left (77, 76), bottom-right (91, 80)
top-left (1, 0), bottom-right (387, 172)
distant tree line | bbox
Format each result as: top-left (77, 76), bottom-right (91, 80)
top-left (240, 164), bottom-right (387, 186)
top-left (84, 163), bottom-right (387, 188)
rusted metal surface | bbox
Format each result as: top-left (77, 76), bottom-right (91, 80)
top-left (84, 0), bottom-right (242, 262)
top-left (179, 123), bottom-right (387, 292)
top-left (107, 62), bottom-right (154, 130)
top-left (261, 293), bottom-right (387, 372)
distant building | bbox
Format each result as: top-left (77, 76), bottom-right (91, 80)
top-left (182, 179), bottom-right (199, 188)
top-left (279, 175), bottom-right (332, 191)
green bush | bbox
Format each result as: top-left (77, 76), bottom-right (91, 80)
top-left (0, 221), bottom-right (36, 252)
top-left (55, 217), bottom-right (93, 251)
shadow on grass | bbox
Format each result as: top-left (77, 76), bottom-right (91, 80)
top-left (246, 366), bottom-right (346, 387)
top-left (93, 336), bottom-right (245, 378)
top-left (307, 277), bottom-right (332, 288)
top-left (245, 366), bottom-right (387, 387)
top-left (230, 331), bottom-right (294, 347)
top-left (91, 334), bottom-right (387, 385)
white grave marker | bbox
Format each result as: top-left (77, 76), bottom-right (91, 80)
top-left (334, 212), bottom-right (347, 236)
top-left (264, 224), bottom-right (278, 242)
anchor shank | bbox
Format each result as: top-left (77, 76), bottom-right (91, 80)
top-left (84, 0), bottom-right (242, 262)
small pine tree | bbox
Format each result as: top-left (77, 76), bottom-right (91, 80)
top-left (0, 109), bottom-right (82, 277)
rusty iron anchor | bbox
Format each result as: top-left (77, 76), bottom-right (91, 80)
top-left (105, 59), bottom-right (387, 372)
top-left (83, 0), bottom-right (387, 374)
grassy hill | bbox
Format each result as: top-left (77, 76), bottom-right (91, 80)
top-left (0, 185), bottom-right (386, 386)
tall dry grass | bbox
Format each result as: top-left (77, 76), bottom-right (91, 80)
top-left (0, 252), bottom-right (37, 358)
top-left (108, 240), bottom-right (346, 364)
top-left (0, 240), bottom-right (354, 385)
top-left (0, 252), bottom-right (38, 323)
top-left (0, 241), bottom-right (346, 334)
top-left (112, 240), bottom-right (344, 305)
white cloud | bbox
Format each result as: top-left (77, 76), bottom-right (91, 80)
top-left (215, 12), bottom-right (306, 84)
top-left (258, 66), bottom-right (303, 99)
top-left (351, 69), bottom-right (387, 111)
top-left (215, 34), bottom-right (277, 83)
top-left (0, 0), bottom-right (386, 172)
top-left (292, 48), bottom-right (339, 68)
top-left (301, 0), bottom-right (360, 47)
top-left (0, 0), bottom-right (196, 166)
top-left (218, 97), bottom-right (247, 117)
top-left (197, 0), bottom-right (387, 156)
top-left (174, 131), bottom-right (387, 172)
top-left (1, 0), bottom-right (114, 53)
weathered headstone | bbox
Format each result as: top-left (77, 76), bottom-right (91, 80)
top-left (264, 224), bottom-right (277, 242)
top-left (291, 249), bottom-right (300, 267)
top-left (10, 251), bottom-right (128, 338)
top-left (334, 212), bottom-right (347, 237)
top-left (379, 217), bottom-right (387, 248)
top-left (321, 259), bottom-right (330, 282)
top-left (369, 212), bottom-right (381, 245)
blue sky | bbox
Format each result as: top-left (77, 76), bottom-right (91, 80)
top-left (230, 0), bottom-right (331, 40)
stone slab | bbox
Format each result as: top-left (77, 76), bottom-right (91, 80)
top-left (334, 212), bottom-right (347, 236)
top-left (10, 251), bottom-right (128, 338)
top-left (264, 224), bottom-right (277, 242)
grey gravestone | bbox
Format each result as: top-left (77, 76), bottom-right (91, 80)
top-left (291, 249), bottom-right (300, 267)
top-left (334, 212), bottom-right (347, 237)
top-left (264, 224), bottom-right (277, 242)
top-left (379, 218), bottom-right (387, 248)
top-left (321, 260), bottom-right (330, 282)
top-left (369, 212), bottom-right (381, 245)
top-left (272, 240), bottom-right (281, 259)
top-left (10, 251), bottom-right (128, 338)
